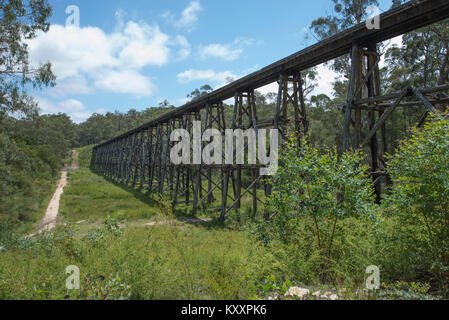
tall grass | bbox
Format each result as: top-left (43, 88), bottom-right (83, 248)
top-left (0, 217), bottom-right (279, 299)
top-left (0, 145), bottom-right (281, 300)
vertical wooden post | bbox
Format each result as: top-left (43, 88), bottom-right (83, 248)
top-left (133, 130), bottom-right (143, 187)
top-left (147, 127), bottom-right (154, 191)
top-left (149, 125), bottom-right (161, 191)
top-left (140, 130), bottom-right (146, 189)
top-left (367, 45), bottom-right (381, 202)
top-left (159, 120), bottom-right (172, 193)
top-left (219, 92), bottom-right (239, 221)
top-left (343, 44), bottom-right (360, 152)
top-left (193, 107), bottom-right (208, 213)
top-left (126, 134), bottom-right (135, 184)
top-left (266, 73), bottom-right (284, 199)
top-left (354, 47), bottom-right (363, 149)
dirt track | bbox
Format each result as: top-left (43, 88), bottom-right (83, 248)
top-left (34, 150), bottom-right (79, 234)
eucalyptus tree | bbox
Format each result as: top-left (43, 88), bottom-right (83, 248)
top-left (309, 0), bottom-right (379, 78)
top-left (0, 0), bottom-right (55, 124)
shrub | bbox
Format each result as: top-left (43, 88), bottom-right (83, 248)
top-left (384, 116), bottom-right (449, 294)
top-left (255, 138), bottom-right (377, 285)
top-left (37, 145), bottom-right (60, 175)
top-left (77, 145), bottom-right (92, 169)
top-left (0, 133), bottom-right (56, 226)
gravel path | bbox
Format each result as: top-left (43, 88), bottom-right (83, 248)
top-left (29, 150), bottom-right (79, 236)
top-left (39, 171), bottom-right (67, 232)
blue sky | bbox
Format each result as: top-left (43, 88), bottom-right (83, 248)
top-left (29, 0), bottom-right (394, 122)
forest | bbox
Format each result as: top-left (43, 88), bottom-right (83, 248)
top-left (0, 0), bottom-right (448, 300)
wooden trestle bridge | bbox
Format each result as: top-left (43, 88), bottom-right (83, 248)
top-left (92, 0), bottom-right (449, 220)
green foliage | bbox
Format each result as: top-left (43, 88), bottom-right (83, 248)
top-left (0, 132), bottom-right (57, 227)
top-left (309, 0), bottom-right (378, 75)
top-left (385, 20), bottom-right (449, 89)
top-left (0, 0), bottom-right (55, 121)
top-left (37, 145), bottom-right (59, 174)
top-left (266, 139), bottom-right (374, 243)
top-left (0, 111), bottom-right (77, 227)
top-left (187, 84), bottom-right (213, 101)
top-left (75, 107), bottom-right (176, 146)
top-left (85, 216), bottom-right (124, 245)
top-left (75, 273), bottom-right (132, 300)
top-left (384, 116), bottom-right (449, 294)
top-left (1, 0), bottom-right (448, 301)
top-left (376, 281), bottom-right (439, 300)
top-left (77, 145), bottom-right (92, 168)
top-left (307, 94), bottom-right (344, 152)
top-left (253, 138), bottom-right (376, 285)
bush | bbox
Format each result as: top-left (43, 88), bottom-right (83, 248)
top-left (0, 133), bottom-right (56, 226)
top-left (254, 138), bottom-right (377, 286)
top-left (77, 145), bottom-right (92, 169)
top-left (384, 116), bottom-right (449, 295)
top-left (37, 145), bottom-right (60, 175)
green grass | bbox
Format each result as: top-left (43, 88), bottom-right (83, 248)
top-left (0, 145), bottom-right (283, 300)
top-left (59, 168), bottom-right (161, 223)
top-left (0, 221), bottom-right (279, 299)
top-left (60, 146), bottom-right (161, 223)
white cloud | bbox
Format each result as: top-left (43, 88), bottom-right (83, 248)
top-left (244, 64), bottom-right (339, 101)
top-left (199, 44), bottom-right (243, 61)
top-left (312, 63), bottom-right (339, 98)
top-left (58, 99), bottom-right (86, 112)
top-left (176, 97), bottom-right (190, 105)
top-left (177, 69), bottom-right (237, 86)
top-left (116, 22), bottom-right (170, 69)
top-left (94, 69), bottom-right (156, 96)
top-left (198, 37), bottom-right (256, 61)
top-left (173, 35), bottom-right (191, 60)
top-left (176, 65), bottom-right (260, 105)
top-left (379, 35), bottom-right (403, 68)
top-left (46, 75), bottom-right (94, 98)
top-left (28, 25), bottom-right (115, 80)
top-left (176, 1), bottom-right (202, 30)
top-left (36, 97), bottom-right (98, 123)
top-left (28, 17), bottom-right (191, 98)
top-left (256, 82), bottom-right (279, 97)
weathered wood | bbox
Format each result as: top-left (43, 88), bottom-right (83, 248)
top-left (361, 88), bottom-right (410, 147)
top-left (149, 124), bottom-right (161, 191)
top-left (409, 86), bottom-right (438, 113)
top-left (361, 97), bottom-right (449, 109)
top-left (353, 84), bottom-right (449, 105)
top-left (367, 44), bottom-right (381, 202)
top-left (343, 44), bottom-right (359, 152)
top-left (354, 47), bottom-right (363, 149)
top-left (224, 176), bottom-right (262, 216)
